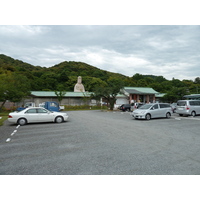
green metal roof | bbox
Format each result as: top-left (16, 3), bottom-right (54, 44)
top-left (183, 94), bottom-right (200, 99)
top-left (123, 87), bottom-right (158, 94)
top-left (31, 91), bottom-right (92, 97)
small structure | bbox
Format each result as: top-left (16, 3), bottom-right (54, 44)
top-left (16, 91), bottom-right (96, 107)
top-left (119, 87), bottom-right (158, 104)
top-left (74, 76), bottom-right (85, 92)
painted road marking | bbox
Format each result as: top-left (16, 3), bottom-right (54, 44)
top-left (6, 138), bottom-right (11, 142)
top-left (173, 116), bottom-right (200, 121)
top-left (11, 130), bottom-right (17, 136)
top-left (175, 118), bottom-right (181, 120)
top-left (6, 125), bottom-right (20, 143)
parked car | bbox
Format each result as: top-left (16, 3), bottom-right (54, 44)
top-left (119, 104), bottom-right (131, 112)
top-left (132, 103), bottom-right (172, 120)
top-left (8, 107), bottom-right (69, 126)
top-left (176, 100), bottom-right (200, 117)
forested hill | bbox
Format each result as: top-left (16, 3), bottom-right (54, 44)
top-left (0, 54), bottom-right (200, 101)
top-left (0, 54), bottom-right (43, 72)
top-left (0, 54), bottom-right (126, 78)
top-left (0, 54), bottom-right (129, 91)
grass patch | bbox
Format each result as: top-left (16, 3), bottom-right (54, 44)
top-left (0, 112), bottom-right (9, 126)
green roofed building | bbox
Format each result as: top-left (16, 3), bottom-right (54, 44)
top-left (26, 87), bottom-right (159, 108)
top-left (119, 87), bottom-right (159, 104)
top-left (115, 87), bottom-right (159, 107)
top-left (183, 94), bottom-right (200, 100)
top-left (19, 91), bottom-right (95, 107)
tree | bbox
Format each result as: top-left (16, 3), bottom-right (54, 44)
top-left (91, 77), bottom-right (124, 110)
top-left (83, 76), bottom-right (107, 92)
top-left (132, 73), bottom-right (144, 81)
top-left (55, 84), bottom-right (66, 105)
top-left (162, 87), bottom-right (189, 103)
top-left (194, 77), bottom-right (200, 84)
top-left (0, 73), bottom-right (31, 111)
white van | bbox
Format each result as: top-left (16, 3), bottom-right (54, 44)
top-left (132, 103), bottom-right (172, 120)
top-left (176, 100), bottom-right (200, 117)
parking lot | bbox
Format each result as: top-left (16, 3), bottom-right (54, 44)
top-left (0, 110), bottom-right (200, 175)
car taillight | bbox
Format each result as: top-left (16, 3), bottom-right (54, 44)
top-left (8, 115), bottom-right (13, 118)
top-left (186, 106), bottom-right (190, 110)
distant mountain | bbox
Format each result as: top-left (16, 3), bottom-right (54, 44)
top-left (0, 54), bottom-right (126, 79)
top-left (0, 54), bottom-right (43, 72)
top-left (0, 54), bottom-right (129, 91)
top-left (1, 54), bottom-right (199, 96)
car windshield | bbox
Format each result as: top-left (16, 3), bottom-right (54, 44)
top-left (138, 104), bottom-right (152, 109)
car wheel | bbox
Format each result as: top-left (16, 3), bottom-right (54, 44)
top-left (55, 116), bottom-right (63, 123)
top-left (191, 111), bottom-right (196, 117)
top-left (17, 118), bottom-right (27, 126)
top-left (166, 112), bottom-right (171, 119)
top-left (145, 114), bottom-right (151, 120)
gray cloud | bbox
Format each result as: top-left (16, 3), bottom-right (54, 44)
top-left (0, 25), bottom-right (200, 80)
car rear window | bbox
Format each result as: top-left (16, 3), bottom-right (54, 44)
top-left (26, 109), bottom-right (37, 113)
top-left (189, 101), bottom-right (200, 106)
top-left (177, 101), bottom-right (186, 106)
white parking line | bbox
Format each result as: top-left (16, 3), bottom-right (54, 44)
top-left (175, 118), bottom-right (181, 120)
top-left (186, 117), bottom-right (200, 120)
top-left (6, 138), bottom-right (11, 142)
top-left (6, 125), bottom-right (20, 143)
top-left (16, 125), bottom-right (20, 129)
top-left (174, 116), bottom-right (200, 121)
top-left (11, 130), bottom-right (17, 136)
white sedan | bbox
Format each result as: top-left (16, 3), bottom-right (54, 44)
top-left (8, 107), bottom-right (69, 125)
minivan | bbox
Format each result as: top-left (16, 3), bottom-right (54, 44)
top-left (176, 100), bottom-right (200, 117)
top-left (132, 103), bottom-right (172, 120)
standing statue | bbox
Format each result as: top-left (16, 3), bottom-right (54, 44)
top-left (74, 76), bottom-right (85, 92)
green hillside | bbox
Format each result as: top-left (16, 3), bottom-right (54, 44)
top-left (0, 54), bottom-right (200, 102)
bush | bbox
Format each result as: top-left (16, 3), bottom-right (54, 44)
top-left (64, 105), bottom-right (107, 111)
top-left (1, 106), bottom-right (17, 112)
top-left (0, 113), bottom-right (9, 126)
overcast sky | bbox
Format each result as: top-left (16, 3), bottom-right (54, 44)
top-left (1, 25), bottom-right (200, 81)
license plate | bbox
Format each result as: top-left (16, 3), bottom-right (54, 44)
top-left (178, 108), bottom-right (183, 110)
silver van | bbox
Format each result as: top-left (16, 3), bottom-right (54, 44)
top-left (176, 100), bottom-right (200, 117)
top-left (132, 103), bottom-right (172, 120)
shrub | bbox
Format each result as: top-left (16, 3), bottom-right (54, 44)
top-left (64, 105), bottom-right (107, 111)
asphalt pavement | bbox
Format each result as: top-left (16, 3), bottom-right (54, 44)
top-left (0, 110), bottom-right (200, 175)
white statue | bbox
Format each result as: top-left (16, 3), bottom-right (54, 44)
top-left (74, 76), bottom-right (85, 92)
